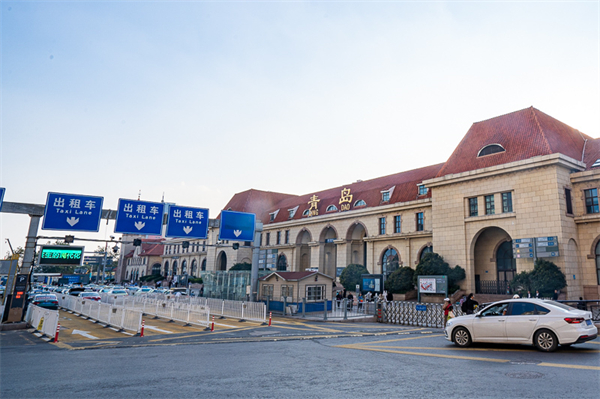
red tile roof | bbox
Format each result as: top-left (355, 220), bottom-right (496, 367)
top-left (124, 238), bottom-right (164, 258)
top-left (583, 138), bottom-right (600, 170)
top-left (436, 107), bottom-right (594, 177)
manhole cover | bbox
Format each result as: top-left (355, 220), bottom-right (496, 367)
top-left (506, 372), bottom-right (544, 379)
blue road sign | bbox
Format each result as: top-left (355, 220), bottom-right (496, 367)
top-left (219, 210), bottom-right (256, 241)
top-left (166, 206), bottom-right (209, 239)
top-left (42, 192), bottom-right (104, 232)
top-left (416, 305), bottom-right (427, 311)
top-left (0, 187), bottom-right (5, 212)
top-left (114, 199), bottom-right (164, 235)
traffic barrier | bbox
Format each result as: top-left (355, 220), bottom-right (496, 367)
top-left (25, 304), bottom-right (60, 341)
top-left (54, 322), bottom-right (60, 343)
top-left (140, 320), bottom-right (145, 337)
top-left (211, 315), bottom-right (214, 332)
top-left (268, 312), bottom-right (272, 327)
top-left (59, 295), bottom-right (142, 333)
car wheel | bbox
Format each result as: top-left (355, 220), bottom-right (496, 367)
top-left (453, 327), bottom-right (472, 348)
top-left (534, 329), bottom-right (558, 352)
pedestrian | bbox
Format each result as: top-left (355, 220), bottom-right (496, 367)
top-left (552, 290), bottom-right (559, 301)
top-left (577, 297), bottom-right (586, 311)
top-left (365, 291), bottom-right (372, 302)
top-left (387, 291), bottom-right (394, 302)
top-left (443, 298), bottom-right (453, 328)
top-left (527, 290), bottom-right (531, 298)
top-left (462, 293), bottom-right (478, 315)
top-left (357, 293), bottom-right (364, 311)
top-left (336, 291), bottom-right (343, 308)
top-left (535, 290), bottom-right (540, 298)
top-left (347, 293), bottom-right (354, 310)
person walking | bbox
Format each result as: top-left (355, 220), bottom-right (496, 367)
top-left (442, 298), bottom-right (453, 328)
top-left (552, 290), bottom-right (559, 300)
top-left (462, 293), bottom-right (478, 315)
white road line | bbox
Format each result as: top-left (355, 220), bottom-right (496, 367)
top-left (34, 332), bottom-right (43, 337)
top-left (144, 325), bottom-right (174, 334)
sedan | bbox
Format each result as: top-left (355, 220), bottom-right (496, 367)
top-left (79, 292), bottom-right (101, 301)
top-left (31, 294), bottom-right (59, 310)
top-left (445, 298), bottom-right (597, 352)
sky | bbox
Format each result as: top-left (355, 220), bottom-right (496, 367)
top-left (1, 0), bottom-right (599, 256)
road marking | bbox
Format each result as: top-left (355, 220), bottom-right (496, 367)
top-left (144, 325), bottom-right (174, 334)
top-left (350, 332), bottom-right (437, 346)
top-left (337, 343), bottom-right (510, 363)
top-left (71, 330), bottom-right (99, 340)
top-left (538, 362), bottom-right (600, 371)
top-left (148, 326), bottom-right (260, 342)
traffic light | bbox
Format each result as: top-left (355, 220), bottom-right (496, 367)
top-left (65, 235), bottom-right (74, 243)
top-left (182, 241), bottom-right (190, 249)
top-left (232, 243), bottom-right (239, 250)
top-left (133, 239), bottom-right (142, 246)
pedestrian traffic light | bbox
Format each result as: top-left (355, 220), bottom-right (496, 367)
top-left (232, 243), bottom-right (239, 250)
top-left (133, 239), bottom-right (142, 246)
top-left (182, 241), bottom-right (190, 249)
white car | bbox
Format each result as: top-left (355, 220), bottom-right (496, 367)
top-left (445, 298), bottom-right (597, 352)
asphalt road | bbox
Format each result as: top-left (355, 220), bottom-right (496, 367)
top-left (2, 320), bottom-right (599, 399)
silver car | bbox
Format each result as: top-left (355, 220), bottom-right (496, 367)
top-left (445, 298), bottom-right (597, 352)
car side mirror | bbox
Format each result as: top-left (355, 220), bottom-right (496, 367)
top-left (475, 312), bottom-right (482, 317)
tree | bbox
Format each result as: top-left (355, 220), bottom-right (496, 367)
top-left (511, 259), bottom-right (567, 297)
top-left (4, 246), bottom-right (24, 260)
top-left (413, 252), bottom-right (466, 294)
top-left (229, 262), bottom-right (252, 271)
top-left (385, 267), bottom-right (415, 294)
top-left (339, 264), bottom-right (369, 292)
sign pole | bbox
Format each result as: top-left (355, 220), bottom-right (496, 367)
top-left (21, 215), bottom-right (41, 275)
top-left (250, 221), bottom-right (263, 302)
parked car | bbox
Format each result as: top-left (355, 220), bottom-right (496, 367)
top-left (31, 294), bottom-right (59, 310)
top-left (107, 289), bottom-right (128, 296)
top-left (79, 292), bottom-right (101, 301)
top-left (134, 288), bottom-right (154, 295)
top-left (445, 298), bottom-right (598, 352)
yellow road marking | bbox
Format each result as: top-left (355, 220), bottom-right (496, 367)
top-left (538, 362), bottom-right (600, 371)
top-left (148, 325), bottom-right (260, 342)
top-left (336, 344), bottom-right (510, 363)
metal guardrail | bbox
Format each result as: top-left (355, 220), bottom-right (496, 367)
top-left (25, 304), bottom-right (59, 339)
top-left (99, 294), bottom-right (210, 328)
top-left (58, 295), bottom-right (142, 333)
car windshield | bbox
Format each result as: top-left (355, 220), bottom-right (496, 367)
top-left (112, 290), bottom-right (127, 294)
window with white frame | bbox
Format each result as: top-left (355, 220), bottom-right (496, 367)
top-left (381, 190), bottom-right (390, 202)
top-left (354, 199), bottom-right (366, 207)
top-left (262, 284), bottom-right (274, 300)
top-left (306, 285), bottom-right (325, 301)
top-left (418, 185), bottom-right (428, 195)
top-left (326, 205), bottom-right (338, 212)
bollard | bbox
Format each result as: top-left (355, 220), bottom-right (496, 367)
top-left (140, 320), bottom-right (145, 337)
top-left (268, 312), bottom-right (272, 327)
top-left (302, 298), bottom-right (306, 318)
top-left (54, 322), bottom-right (60, 343)
top-left (343, 298), bottom-right (348, 320)
top-left (377, 304), bottom-right (382, 322)
top-left (323, 299), bottom-right (328, 321)
top-left (211, 315), bottom-right (215, 332)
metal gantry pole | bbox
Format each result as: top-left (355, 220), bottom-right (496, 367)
top-left (250, 221), bottom-right (263, 302)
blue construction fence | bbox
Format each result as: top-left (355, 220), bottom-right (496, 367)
top-left (265, 300), bottom-right (332, 313)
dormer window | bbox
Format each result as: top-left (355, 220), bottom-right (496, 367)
top-left (302, 209), bottom-right (310, 217)
top-left (380, 186), bottom-right (395, 203)
top-left (326, 205), bottom-right (338, 212)
top-left (288, 206), bottom-right (299, 219)
top-left (477, 144), bottom-right (505, 157)
top-left (269, 209), bottom-right (280, 222)
top-left (354, 199), bottom-right (366, 207)
top-left (418, 185), bottom-right (428, 195)
top-left (593, 159), bottom-right (600, 167)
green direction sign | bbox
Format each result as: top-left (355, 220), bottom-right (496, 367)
top-left (39, 246), bottom-right (84, 266)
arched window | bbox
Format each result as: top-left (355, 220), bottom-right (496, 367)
top-left (164, 261), bottom-right (169, 276)
top-left (382, 248), bottom-right (399, 276)
top-left (172, 261), bottom-right (178, 276)
top-left (191, 259), bottom-right (197, 276)
top-left (277, 254), bottom-right (288, 271)
top-left (302, 209), bottom-right (310, 217)
top-left (326, 205), bottom-right (338, 212)
top-left (201, 259), bottom-right (206, 271)
top-left (477, 144), bottom-right (505, 157)
top-left (354, 200), bottom-right (366, 207)
top-left (420, 245), bottom-right (433, 260)
top-left (152, 263), bottom-right (161, 275)
top-left (182, 260), bottom-right (188, 275)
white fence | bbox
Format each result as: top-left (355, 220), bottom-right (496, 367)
top-left (99, 294), bottom-right (210, 328)
top-left (102, 293), bottom-right (266, 324)
top-left (58, 295), bottom-right (142, 333)
top-left (25, 304), bottom-right (59, 339)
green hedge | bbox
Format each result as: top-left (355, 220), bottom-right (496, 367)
top-left (339, 264), bottom-right (369, 291)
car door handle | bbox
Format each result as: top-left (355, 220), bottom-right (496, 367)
top-left (529, 319), bottom-right (537, 321)
top-left (498, 320), bottom-right (505, 322)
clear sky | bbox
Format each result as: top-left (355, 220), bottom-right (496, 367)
top-left (1, 0), bottom-right (599, 256)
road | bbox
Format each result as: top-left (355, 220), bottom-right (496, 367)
top-left (1, 317), bottom-right (599, 399)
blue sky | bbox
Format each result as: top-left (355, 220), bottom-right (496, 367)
top-left (1, 1), bottom-right (599, 254)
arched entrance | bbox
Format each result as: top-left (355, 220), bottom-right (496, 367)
top-left (277, 254), bottom-right (288, 271)
top-left (163, 261), bottom-right (169, 277)
top-left (596, 240), bottom-right (600, 284)
top-left (296, 229), bottom-right (312, 272)
top-left (319, 225), bottom-right (338, 277)
top-left (152, 263), bottom-right (161, 275)
top-left (218, 252), bottom-right (227, 271)
top-left (172, 261), bottom-right (178, 276)
top-left (419, 245), bottom-right (433, 261)
top-left (472, 227), bottom-right (513, 294)
top-left (346, 222), bottom-right (367, 268)
top-left (191, 259), bottom-right (198, 276)
top-left (201, 259), bottom-right (206, 271)
top-left (381, 247), bottom-right (400, 277)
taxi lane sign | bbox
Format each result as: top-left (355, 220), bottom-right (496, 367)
top-left (219, 210), bottom-right (256, 242)
top-left (166, 206), bottom-right (209, 238)
top-left (42, 192), bottom-right (104, 232)
top-left (114, 199), bottom-right (165, 235)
